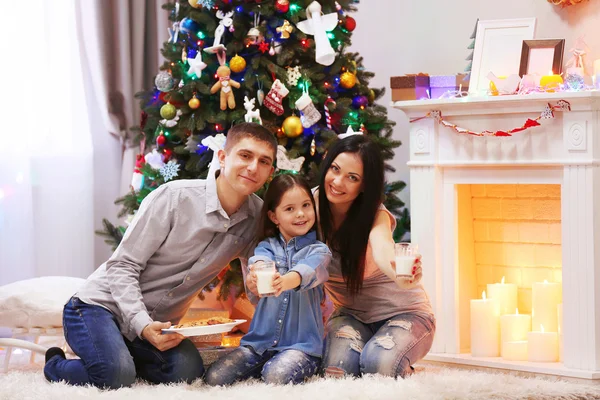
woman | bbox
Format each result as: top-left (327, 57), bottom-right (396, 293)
top-left (316, 135), bottom-right (435, 378)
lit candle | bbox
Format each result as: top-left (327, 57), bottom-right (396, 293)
top-left (540, 71), bottom-right (563, 92)
top-left (487, 276), bottom-right (517, 316)
top-left (503, 340), bottom-right (528, 361)
top-left (557, 303), bottom-right (563, 362)
top-left (470, 291), bottom-right (500, 357)
top-left (527, 324), bottom-right (558, 362)
top-left (500, 308), bottom-right (531, 359)
top-left (532, 280), bottom-right (562, 332)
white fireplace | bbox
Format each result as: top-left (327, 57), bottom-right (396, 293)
top-left (393, 92), bottom-right (600, 379)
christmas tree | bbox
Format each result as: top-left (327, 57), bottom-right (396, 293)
top-left (97, 0), bottom-right (409, 299)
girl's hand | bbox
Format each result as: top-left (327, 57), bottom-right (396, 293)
top-left (272, 272), bottom-right (283, 296)
top-left (246, 265), bottom-right (260, 297)
top-left (394, 255), bottom-right (423, 289)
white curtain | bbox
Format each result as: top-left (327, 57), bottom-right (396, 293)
top-left (0, 1), bottom-right (113, 285)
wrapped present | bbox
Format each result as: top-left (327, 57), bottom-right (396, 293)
top-left (429, 73), bottom-right (470, 99)
top-left (390, 74), bottom-right (430, 101)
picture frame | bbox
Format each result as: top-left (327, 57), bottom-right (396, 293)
top-left (469, 18), bottom-right (537, 94)
top-left (519, 39), bottom-right (565, 76)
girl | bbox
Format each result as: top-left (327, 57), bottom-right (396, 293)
top-left (205, 174), bottom-right (331, 386)
top-left (317, 135), bottom-right (435, 379)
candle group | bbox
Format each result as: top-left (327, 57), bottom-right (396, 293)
top-left (470, 277), bottom-right (562, 363)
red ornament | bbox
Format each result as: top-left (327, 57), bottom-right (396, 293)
top-left (275, 0), bottom-right (289, 13)
top-left (157, 135), bottom-right (166, 146)
top-left (134, 154), bottom-right (145, 173)
top-left (163, 148), bottom-right (173, 161)
top-left (344, 16), bottom-right (356, 31)
top-left (258, 41), bottom-right (270, 53)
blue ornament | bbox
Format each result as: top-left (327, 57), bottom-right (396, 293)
top-left (180, 18), bottom-right (201, 35)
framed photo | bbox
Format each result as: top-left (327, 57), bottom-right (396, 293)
top-left (519, 39), bottom-right (565, 76)
top-left (469, 18), bottom-right (537, 94)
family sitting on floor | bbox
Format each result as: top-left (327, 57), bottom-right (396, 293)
top-left (43, 123), bottom-right (435, 389)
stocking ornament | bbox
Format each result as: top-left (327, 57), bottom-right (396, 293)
top-left (264, 79), bottom-right (289, 116)
top-left (295, 92), bottom-right (321, 128)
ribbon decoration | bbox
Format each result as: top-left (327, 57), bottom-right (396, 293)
top-left (410, 100), bottom-right (571, 137)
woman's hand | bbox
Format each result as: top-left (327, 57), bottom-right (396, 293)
top-left (392, 255), bottom-right (422, 289)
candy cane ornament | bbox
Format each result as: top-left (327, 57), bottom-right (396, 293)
top-left (324, 96), bottom-right (336, 130)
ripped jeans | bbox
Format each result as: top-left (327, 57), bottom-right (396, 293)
top-left (205, 345), bottom-right (320, 386)
top-left (322, 312), bottom-right (435, 378)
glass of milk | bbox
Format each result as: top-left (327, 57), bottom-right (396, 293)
top-left (254, 261), bottom-right (277, 296)
top-left (394, 243), bottom-right (419, 278)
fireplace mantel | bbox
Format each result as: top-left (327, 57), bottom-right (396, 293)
top-left (393, 92), bottom-right (600, 379)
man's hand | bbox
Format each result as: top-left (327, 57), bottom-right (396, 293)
top-left (141, 321), bottom-right (184, 351)
top-left (246, 264), bottom-right (260, 297)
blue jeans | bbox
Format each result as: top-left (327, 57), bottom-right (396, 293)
top-left (43, 297), bottom-right (204, 389)
top-left (205, 345), bottom-right (320, 386)
top-left (322, 313), bottom-right (435, 378)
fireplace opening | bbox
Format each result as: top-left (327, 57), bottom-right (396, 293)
top-left (456, 184), bottom-right (563, 362)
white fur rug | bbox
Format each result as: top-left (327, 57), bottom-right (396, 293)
top-left (1, 365), bottom-right (599, 400)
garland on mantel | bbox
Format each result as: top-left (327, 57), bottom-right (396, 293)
top-left (409, 100), bottom-right (571, 137)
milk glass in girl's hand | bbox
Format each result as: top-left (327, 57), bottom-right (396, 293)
top-left (254, 261), bottom-right (276, 296)
top-left (394, 243), bottom-right (418, 277)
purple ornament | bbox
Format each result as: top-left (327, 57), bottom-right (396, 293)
top-left (352, 95), bottom-right (369, 109)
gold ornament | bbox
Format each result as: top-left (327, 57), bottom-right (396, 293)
top-left (340, 72), bottom-right (357, 89)
top-left (368, 89), bottom-right (375, 104)
top-left (276, 20), bottom-right (294, 39)
top-left (282, 116), bottom-right (303, 138)
top-left (188, 0), bottom-right (202, 8)
top-left (188, 95), bottom-right (200, 109)
top-left (182, 47), bottom-right (188, 63)
top-left (310, 137), bottom-right (316, 156)
top-left (229, 54), bottom-right (247, 73)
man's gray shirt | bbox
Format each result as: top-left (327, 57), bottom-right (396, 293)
top-left (76, 175), bottom-right (261, 341)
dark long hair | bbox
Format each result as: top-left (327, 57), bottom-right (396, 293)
top-left (318, 135), bottom-right (385, 295)
top-left (256, 173), bottom-right (318, 242)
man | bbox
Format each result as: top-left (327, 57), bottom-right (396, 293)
top-left (44, 123), bottom-right (277, 389)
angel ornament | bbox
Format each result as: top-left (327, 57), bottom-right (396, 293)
top-left (276, 145), bottom-right (305, 172)
top-left (296, 1), bottom-right (339, 66)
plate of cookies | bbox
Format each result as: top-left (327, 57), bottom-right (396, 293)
top-left (161, 317), bottom-right (246, 337)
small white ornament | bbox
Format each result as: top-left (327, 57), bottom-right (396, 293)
top-left (296, 1), bottom-right (339, 66)
top-left (287, 66), bottom-right (302, 86)
top-left (338, 125), bottom-right (363, 139)
top-left (187, 51), bottom-right (208, 78)
top-left (130, 173), bottom-right (144, 192)
top-left (276, 145), bottom-right (305, 172)
top-left (202, 133), bottom-right (227, 178)
top-left (145, 149), bottom-right (165, 170)
top-left (160, 160), bottom-right (180, 182)
top-left (160, 109), bottom-right (183, 128)
top-left (244, 96), bottom-right (263, 125)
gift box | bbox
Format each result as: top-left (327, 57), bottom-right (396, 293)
top-left (390, 74), bottom-right (430, 101)
top-left (429, 73), bottom-right (470, 99)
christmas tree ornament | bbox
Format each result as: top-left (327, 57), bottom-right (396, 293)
top-left (210, 65), bottom-right (241, 110)
top-left (269, 44), bottom-right (275, 56)
top-left (163, 148), bottom-right (173, 162)
top-left (296, 1), bottom-right (339, 66)
top-left (184, 136), bottom-right (200, 152)
top-left (202, 133), bottom-right (227, 177)
top-left (264, 79), bottom-right (290, 116)
top-left (282, 115), bottom-right (303, 137)
top-left (338, 125), bottom-right (363, 139)
top-left (360, 123), bottom-right (367, 133)
top-left (204, 10), bottom-right (233, 54)
top-left (160, 103), bottom-right (177, 120)
top-left (276, 20), bottom-right (294, 39)
top-left (368, 89), bottom-right (376, 104)
top-left (155, 71), bottom-right (175, 92)
top-left (344, 15), bottom-right (356, 31)
top-left (182, 47), bottom-right (188, 63)
top-left (258, 41), bottom-right (270, 53)
top-left (156, 134), bottom-right (167, 146)
top-left (324, 95), bottom-right (336, 129)
top-left (340, 71), bottom-right (357, 89)
top-left (276, 0), bottom-right (290, 13)
top-left (161, 109), bottom-right (182, 127)
top-left (189, 0), bottom-right (202, 8)
top-left (180, 18), bottom-right (201, 35)
top-left (188, 95), bottom-right (201, 109)
top-left (244, 96), bottom-right (263, 124)
top-left (187, 51), bottom-right (207, 78)
top-left (145, 149), bottom-right (165, 169)
top-left (130, 154), bottom-right (146, 192)
top-left (257, 81), bottom-right (265, 106)
top-left (296, 92), bottom-right (322, 128)
top-left (287, 66), bottom-right (302, 86)
top-left (160, 160), bottom-right (180, 182)
top-left (310, 137), bottom-right (316, 156)
top-left (352, 95), bottom-right (368, 109)
top-left (246, 13), bottom-right (262, 45)
top-left (276, 145), bottom-right (305, 172)
top-left (229, 54), bottom-right (247, 73)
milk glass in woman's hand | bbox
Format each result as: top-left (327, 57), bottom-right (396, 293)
top-left (394, 243), bottom-right (418, 277)
top-left (255, 261), bottom-right (277, 296)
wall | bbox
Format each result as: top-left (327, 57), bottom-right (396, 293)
top-left (351, 0), bottom-right (600, 210)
